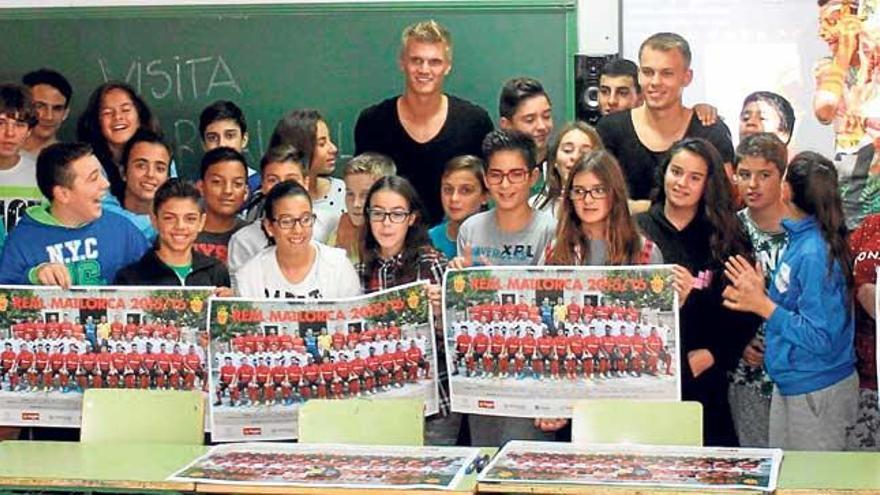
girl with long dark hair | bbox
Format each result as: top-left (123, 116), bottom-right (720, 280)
top-left (76, 82), bottom-right (162, 201)
top-left (723, 151), bottom-right (857, 450)
top-left (636, 137), bottom-right (760, 446)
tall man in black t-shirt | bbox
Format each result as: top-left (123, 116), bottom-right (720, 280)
top-left (597, 33), bottom-right (734, 214)
top-left (354, 20), bottom-right (494, 223)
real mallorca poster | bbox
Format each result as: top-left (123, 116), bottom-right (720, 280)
top-left (0, 285), bottom-right (212, 427)
top-left (443, 266), bottom-right (680, 418)
top-left (207, 281), bottom-right (440, 442)
top-left (170, 442), bottom-right (481, 490)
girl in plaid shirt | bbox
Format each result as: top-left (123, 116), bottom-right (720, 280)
top-left (356, 176), bottom-right (455, 444)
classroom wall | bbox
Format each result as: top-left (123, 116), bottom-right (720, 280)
top-left (0, 0), bottom-right (443, 6)
top-left (2, 0), bottom-right (834, 157)
top-left (0, 1), bottom-right (575, 178)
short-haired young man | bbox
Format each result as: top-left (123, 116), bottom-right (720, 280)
top-left (597, 33), bottom-right (734, 213)
top-left (355, 19), bottom-right (494, 224)
top-left (115, 178), bottom-right (230, 288)
top-left (119, 129), bottom-right (172, 241)
top-left (598, 58), bottom-right (643, 116)
top-left (227, 145), bottom-right (309, 277)
top-left (0, 142), bottom-right (149, 287)
top-left (728, 132), bottom-right (789, 448)
top-left (193, 146), bottom-right (249, 265)
top-left (199, 100), bottom-right (261, 199)
top-left (21, 68), bottom-right (72, 157)
top-left (499, 77), bottom-right (553, 164)
top-left (455, 129), bottom-right (556, 446)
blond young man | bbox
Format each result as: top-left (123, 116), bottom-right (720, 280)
top-left (354, 20), bottom-right (493, 224)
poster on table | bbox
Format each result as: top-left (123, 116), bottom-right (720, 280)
top-left (0, 285), bottom-right (212, 427)
top-left (479, 441), bottom-right (783, 492)
top-left (169, 442), bottom-right (480, 490)
top-left (443, 266), bottom-right (680, 418)
top-left (207, 281), bottom-right (440, 442)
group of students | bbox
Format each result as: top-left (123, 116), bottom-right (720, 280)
top-left (0, 19), bottom-right (874, 453)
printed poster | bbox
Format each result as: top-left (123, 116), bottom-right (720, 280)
top-left (479, 441), bottom-right (783, 492)
top-left (0, 285), bottom-right (212, 427)
top-left (207, 281), bottom-right (440, 442)
top-left (169, 442), bottom-right (480, 490)
top-left (443, 266), bottom-right (680, 418)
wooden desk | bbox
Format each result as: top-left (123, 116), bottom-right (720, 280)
top-left (477, 451), bottom-right (880, 494)
top-left (0, 441), bottom-right (206, 493)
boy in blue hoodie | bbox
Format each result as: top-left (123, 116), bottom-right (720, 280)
top-left (0, 142), bottom-right (149, 287)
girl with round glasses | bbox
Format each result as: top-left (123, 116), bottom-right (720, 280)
top-left (547, 150), bottom-right (662, 265)
top-left (357, 176), bottom-right (454, 443)
top-left (536, 150), bottom-right (662, 437)
top-left (358, 176), bottom-right (447, 292)
top-left (233, 180), bottom-right (361, 299)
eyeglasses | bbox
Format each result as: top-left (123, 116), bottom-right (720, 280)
top-left (270, 214), bottom-right (316, 230)
top-left (367, 208), bottom-right (411, 223)
top-left (734, 170), bottom-right (776, 184)
top-left (568, 185), bottom-right (608, 201)
top-left (485, 168), bottom-right (530, 185)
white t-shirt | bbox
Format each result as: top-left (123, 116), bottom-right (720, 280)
top-left (0, 153), bottom-right (37, 186)
top-left (312, 177), bottom-right (346, 243)
top-left (227, 220), bottom-right (267, 283)
top-left (0, 153), bottom-right (42, 233)
top-left (234, 242), bottom-right (362, 300)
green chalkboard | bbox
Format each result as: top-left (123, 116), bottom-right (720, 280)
top-left (0, 1), bottom-right (576, 179)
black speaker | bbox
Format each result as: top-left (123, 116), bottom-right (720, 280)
top-left (575, 54), bottom-right (618, 125)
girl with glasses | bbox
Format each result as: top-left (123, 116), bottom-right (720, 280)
top-left (535, 150), bottom-right (662, 437)
top-left (358, 175), bottom-right (446, 294)
top-left (233, 180), bottom-right (361, 299)
top-left (547, 150), bottom-right (662, 265)
top-left (356, 175), bottom-right (454, 444)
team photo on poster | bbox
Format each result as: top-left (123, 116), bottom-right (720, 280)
top-left (0, 286), bottom-right (212, 427)
top-left (479, 441), bottom-right (783, 492)
top-left (207, 281), bottom-right (440, 442)
top-left (443, 266), bottom-right (680, 418)
top-left (170, 442), bottom-right (481, 490)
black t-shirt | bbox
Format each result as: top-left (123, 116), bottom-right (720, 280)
top-left (597, 109), bottom-right (735, 200)
top-left (354, 95), bottom-right (494, 223)
top-left (636, 204), bottom-right (758, 447)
